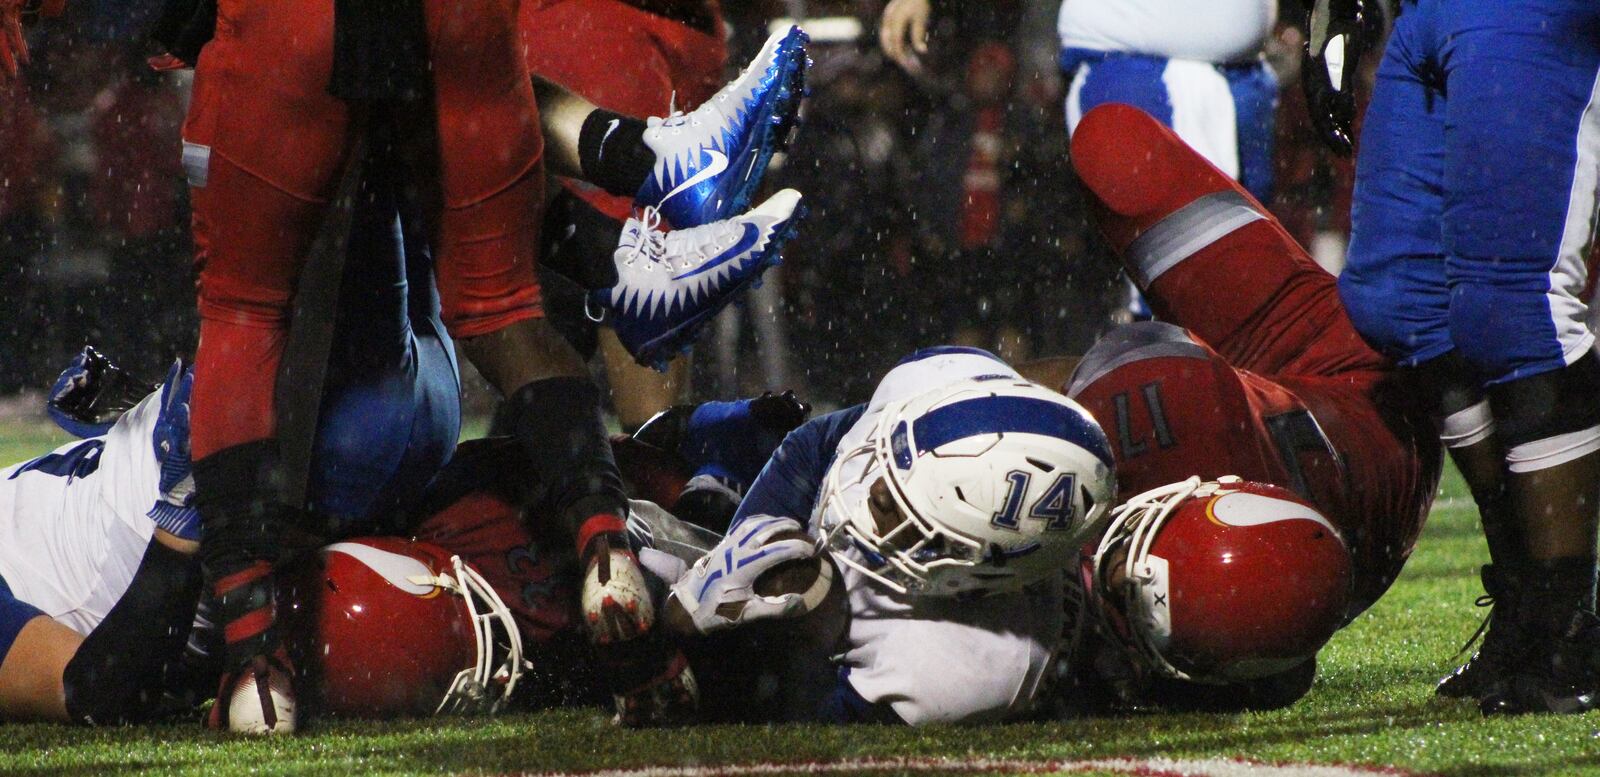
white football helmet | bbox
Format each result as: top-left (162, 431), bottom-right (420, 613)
top-left (819, 377), bottom-right (1116, 596)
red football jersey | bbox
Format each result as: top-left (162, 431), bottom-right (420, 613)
top-left (1064, 104), bottom-right (1443, 615)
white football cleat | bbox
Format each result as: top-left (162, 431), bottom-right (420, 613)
top-left (599, 188), bottom-right (804, 370)
top-left (635, 25), bottom-right (809, 229)
top-left (581, 543), bottom-right (657, 645)
top-left (224, 655), bottom-right (296, 735)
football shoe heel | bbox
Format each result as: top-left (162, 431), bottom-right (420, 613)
top-left (1479, 608), bottom-right (1600, 715)
top-left (214, 652), bottom-right (296, 735)
top-left (1436, 565), bottom-right (1525, 700)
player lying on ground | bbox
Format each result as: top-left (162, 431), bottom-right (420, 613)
top-left (1016, 103), bottom-right (1443, 713)
top-left (0, 88), bottom-right (809, 724)
top-left (621, 347), bottom-right (1120, 725)
top-left (3, 1), bottom-right (808, 733)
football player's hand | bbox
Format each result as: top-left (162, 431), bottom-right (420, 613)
top-left (151, 362), bottom-right (198, 540)
top-left (748, 389), bottom-right (811, 433)
top-left (668, 515), bottom-right (817, 634)
top-left (1301, 0), bottom-right (1376, 156)
top-left (879, 0), bottom-right (931, 74)
top-left (47, 346), bottom-right (157, 439)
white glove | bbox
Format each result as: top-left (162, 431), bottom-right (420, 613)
top-left (668, 515), bottom-right (818, 635)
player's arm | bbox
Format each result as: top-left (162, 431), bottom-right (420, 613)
top-left (731, 405), bottom-right (869, 531)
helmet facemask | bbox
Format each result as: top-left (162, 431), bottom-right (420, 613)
top-left (819, 410), bottom-right (986, 596)
top-left (1090, 477), bottom-right (1207, 682)
top-left (407, 555), bottom-right (528, 715)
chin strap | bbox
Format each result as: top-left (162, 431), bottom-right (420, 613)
top-left (407, 554), bottom-right (527, 716)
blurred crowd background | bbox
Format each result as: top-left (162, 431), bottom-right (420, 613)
top-left (0, 0), bottom-right (1363, 417)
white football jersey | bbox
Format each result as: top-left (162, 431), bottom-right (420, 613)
top-left (1058, 0), bottom-right (1275, 64)
top-left (0, 394), bottom-right (162, 635)
top-left (815, 350), bottom-right (1064, 725)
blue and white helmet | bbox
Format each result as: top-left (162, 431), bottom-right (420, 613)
top-left (819, 378), bottom-right (1116, 596)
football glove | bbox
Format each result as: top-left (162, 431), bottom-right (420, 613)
top-left (686, 390), bottom-right (811, 487)
top-left (47, 346), bottom-right (159, 439)
top-left (668, 515), bottom-right (817, 635)
top-left (149, 361), bottom-right (197, 541)
top-left (1302, 0), bottom-right (1379, 155)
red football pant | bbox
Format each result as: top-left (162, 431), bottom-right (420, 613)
top-left (185, 0), bottom-right (545, 459)
top-left (1070, 103), bottom-right (1385, 380)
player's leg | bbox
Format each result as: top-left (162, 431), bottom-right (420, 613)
top-left (307, 156), bottom-right (462, 532)
top-left (1329, 1), bottom-right (1527, 698)
top-left (1069, 103), bottom-right (1382, 378)
top-left (182, 0), bottom-right (352, 732)
top-left (521, 0), bottom-right (724, 428)
top-left (422, 0), bottom-right (653, 651)
top-left (0, 584), bottom-right (73, 721)
top-left (1440, 0), bottom-right (1600, 715)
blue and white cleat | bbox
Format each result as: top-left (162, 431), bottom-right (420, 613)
top-left (635, 25), bottom-right (809, 229)
top-left (602, 188), bottom-right (805, 370)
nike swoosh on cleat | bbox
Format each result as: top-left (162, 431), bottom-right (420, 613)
top-left (598, 119), bottom-right (621, 160)
top-left (659, 148), bottom-right (730, 210)
top-left (672, 223), bottom-right (762, 280)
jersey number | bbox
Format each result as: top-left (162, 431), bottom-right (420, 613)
top-left (1112, 382), bottom-right (1176, 459)
top-left (991, 470), bottom-right (1078, 532)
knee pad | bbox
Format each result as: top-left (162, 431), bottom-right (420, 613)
top-left (1490, 352), bottom-right (1600, 473)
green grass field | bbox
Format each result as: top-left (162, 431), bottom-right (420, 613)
top-left (1, 419), bottom-right (1598, 776)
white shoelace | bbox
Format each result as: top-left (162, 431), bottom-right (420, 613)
top-left (625, 206), bottom-right (670, 269)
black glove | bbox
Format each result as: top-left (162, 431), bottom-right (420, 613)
top-left (1302, 0), bottom-right (1380, 156)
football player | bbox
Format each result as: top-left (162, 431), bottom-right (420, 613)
top-left (1018, 103), bottom-right (1442, 712)
top-left (1, 0), bottom-right (807, 732)
top-left (0, 91), bottom-right (806, 726)
top-left (0, 358), bottom-right (200, 725)
top-left (648, 348), bottom-right (1119, 725)
top-left (1320, 0), bottom-right (1600, 715)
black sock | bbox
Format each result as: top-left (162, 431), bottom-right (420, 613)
top-left (541, 190), bottom-right (623, 291)
top-left (500, 377), bottom-right (629, 540)
top-left (62, 540), bottom-right (203, 725)
top-left (1525, 557), bottom-right (1599, 630)
top-left (578, 109), bottom-right (654, 197)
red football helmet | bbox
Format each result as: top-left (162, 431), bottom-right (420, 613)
top-left (1088, 477), bottom-right (1352, 684)
top-left (280, 537), bottom-right (525, 718)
